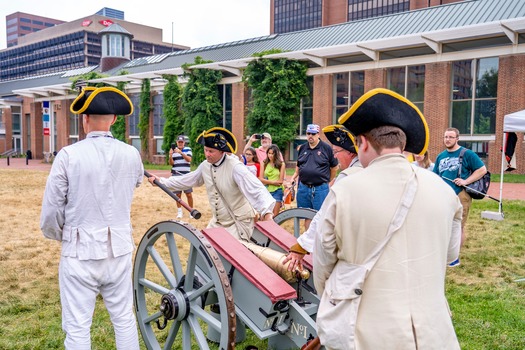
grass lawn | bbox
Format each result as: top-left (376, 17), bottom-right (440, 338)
top-left (0, 169), bottom-right (523, 349)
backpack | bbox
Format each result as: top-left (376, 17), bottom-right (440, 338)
top-left (458, 148), bottom-right (490, 200)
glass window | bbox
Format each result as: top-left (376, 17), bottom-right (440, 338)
top-left (25, 114), bottom-right (31, 150)
top-left (289, 139), bottom-right (307, 161)
top-left (128, 95), bottom-right (140, 136)
top-left (156, 139), bottom-right (164, 155)
top-left (387, 65), bottom-right (425, 112)
top-left (11, 106), bottom-right (21, 134)
top-left (0, 108), bottom-right (5, 134)
top-left (407, 65), bottom-right (425, 102)
top-left (218, 84), bottom-right (233, 129)
top-left (451, 58), bottom-right (498, 136)
top-left (108, 34), bottom-right (123, 56)
top-left (274, 0), bottom-right (322, 34)
top-left (387, 67), bottom-right (405, 96)
top-left (451, 100), bottom-right (471, 134)
top-left (350, 71), bottom-right (365, 105)
top-left (476, 57), bottom-right (498, 98)
top-left (69, 112), bottom-right (79, 140)
top-left (131, 138), bottom-right (141, 152)
top-left (153, 94), bottom-right (164, 137)
top-left (349, 0), bottom-right (409, 21)
top-left (298, 76), bottom-right (314, 136)
top-left (332, 71), bottom-right (364, 122)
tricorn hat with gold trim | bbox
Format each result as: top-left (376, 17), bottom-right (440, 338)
top-left (338, 88), bottom-right (429, 155)
top-left (197, 127), bottom-right (237, 153)
top-left (70, 86), bottom-right (133, 116)
top-left (322, 124), bottom-right (358, 153)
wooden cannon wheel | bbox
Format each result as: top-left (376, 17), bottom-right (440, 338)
top-left (133, 221), bottom-right (236, 350)
top-left (274, 208), bottom-right (317, 238)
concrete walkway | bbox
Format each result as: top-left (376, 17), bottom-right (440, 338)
top-left (2, 157), bottom-right (524, 201)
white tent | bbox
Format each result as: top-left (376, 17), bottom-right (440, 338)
top-left (482, 109), bottom-right (525, 220)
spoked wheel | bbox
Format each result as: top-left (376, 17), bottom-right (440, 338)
top-left (274, 208), bottom-right (317, 238)
top-left (133, 221), bottom-right (235, 350)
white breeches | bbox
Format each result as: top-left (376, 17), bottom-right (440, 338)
top-left (59, 252), bottom-right (139, 350)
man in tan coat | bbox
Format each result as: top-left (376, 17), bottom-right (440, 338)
top-left (313, 88), bottom-right (462, 349)
top-left (148, 127), bottom-right (275, 241)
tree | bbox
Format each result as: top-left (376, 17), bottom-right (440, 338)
top-left (161, 75), bottom-right (184, 162)
top-left (243, 53), bottom-right (309, 152)
top-left (181, 56), bottom-right (223, 164)
top-left (111, 70), bottom-right (130, 141)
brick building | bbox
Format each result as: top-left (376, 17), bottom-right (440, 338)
top-left (0, 0), bottom-right (523, 174)
top-left (5, 12), bottom-right (65, 48)
top-left (270, 0), bottom-right (465, 34)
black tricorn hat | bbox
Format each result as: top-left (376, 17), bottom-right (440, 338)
top-left (322, 124), bottom-right (358, 153)
top-left (197, 127), bottom-right (237, 153)
top-left (338, 88), bottom-right (429, 155)
top-left (70, 87), bottom-right (133, 116)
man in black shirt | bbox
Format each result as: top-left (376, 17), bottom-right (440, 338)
top-left (291, 124), bottom-right (338, 228)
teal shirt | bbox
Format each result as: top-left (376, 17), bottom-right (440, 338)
top-left (433, 147), bottom-right (485, 194)
top-left (264, 164), bottom-right (282, 193)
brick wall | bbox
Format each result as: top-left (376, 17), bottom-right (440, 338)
top-left (424, 62), bottom-right (452, 161)
top-left (364, 69), bottom-right (386, 91)
top-left (491, 55), bottom-right (525, 173)
top-left (232, 82), bottom-right (247, 155)
top-left (313, 74), bottom-right (333, 138)
top-left (323, 0), bottom-right (348, 26)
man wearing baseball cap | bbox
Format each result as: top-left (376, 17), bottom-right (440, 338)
top-left (41, 86), bottom-right (143, 349)
top-left (313, 88), bottom-right (462, 349)
top-left (148, 127), bottom-right (275, 241)
top-left (290, 123), bottom-right (338, 229)
top-left (284, 124), bottom-right (362, 271)
top-left (244, 132), bottom-right (276, 164)
top-left (169, 135), bottom-right (193, 218)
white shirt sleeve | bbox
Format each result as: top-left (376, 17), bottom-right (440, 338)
top-left (298, 171), bottom-right (349, 253)
top-left (297, 211), bottom-right (319, 253)
top-left (40, 151), bottom-right (69, 241)
top-left (160, 162), bottom-right (205, 190)
top-left (232, 162), bottom-right (276, 217)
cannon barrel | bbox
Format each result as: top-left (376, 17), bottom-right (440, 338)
top-left (241, 241), bottom-right (310, 282)
top-left (144, 170), bottom-right (201, 219)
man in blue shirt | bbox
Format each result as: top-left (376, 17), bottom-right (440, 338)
top-left (433, 127), bottom-right (487, 266)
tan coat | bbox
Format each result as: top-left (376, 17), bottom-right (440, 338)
top-left (314, 154), bottom-right (462, 349)
top-left (201, 155), bottom-right (257, 240)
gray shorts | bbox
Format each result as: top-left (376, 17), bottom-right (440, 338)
top-left (174, 188), bottom-right (193, 195)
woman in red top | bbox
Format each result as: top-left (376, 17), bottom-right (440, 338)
top-left (244, 147), bottom-right (260, 178)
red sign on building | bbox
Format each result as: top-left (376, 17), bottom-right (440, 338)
top-left (82, 20), bottom-right (92, 27)
top-left (99, 19), bottom-right (114, 27)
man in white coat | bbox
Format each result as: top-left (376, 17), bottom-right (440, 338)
top-left (40, 87), bottom-right (143, 349)
top-left (313, 88), bottom-right (462, 349)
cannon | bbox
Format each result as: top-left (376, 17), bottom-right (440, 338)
top-left (133, 207), bottom-right (319, 349)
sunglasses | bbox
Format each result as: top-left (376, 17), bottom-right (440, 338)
top-left (306, 132), bottom-right (318, 136)
top-left (245, 153), bottom-right (253, 156)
